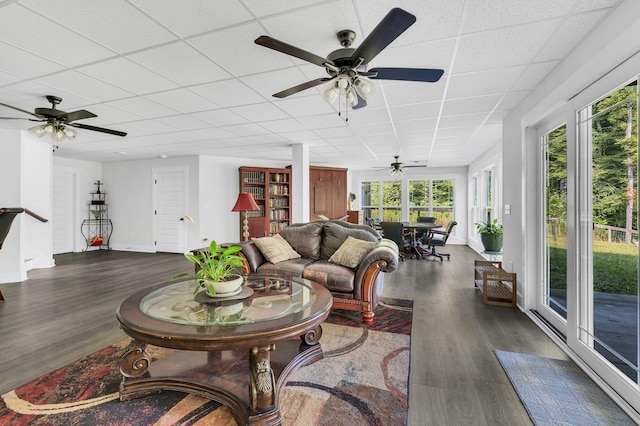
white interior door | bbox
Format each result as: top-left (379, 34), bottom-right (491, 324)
top-left (154, 169), bottom-right (187, 253)
top-left (52, 169), bottom-right (75, 254)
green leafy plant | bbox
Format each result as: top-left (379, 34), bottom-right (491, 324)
top-left (172, 239), bottom-right (244, 294)
top-left (475, 218), bottom-right (503, 234)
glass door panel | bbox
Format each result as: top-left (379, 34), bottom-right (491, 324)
top-left (544, 125), bottom-right (568, 320)
top-left (586, 82), bottom-right (639, 383)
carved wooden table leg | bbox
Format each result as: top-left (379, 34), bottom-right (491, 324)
top-left (249, 344), bottom-right (276, 412)
top-left (119, 339), bottom-right (151, 378)
top-left (301, 324), bottom-right (323, 345)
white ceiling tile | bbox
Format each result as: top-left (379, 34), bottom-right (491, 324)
top-left (241, 68), bottom-right (310, 99)
top-left (0, 42), bottom-right (64, 80)
top-left (0, 4), bottom-right (114, 67)
top-left (155, 115), bottom-right (212, 131)
top-left (230, 103), bottom-right (290, 122)
top-left (535, 10), bottom-right (609, 62)
top-left (33, 71), bottom-right (133, 102)
top-left (515, 61), bottom-right (560, 90)
top-left (104, 97), bottom-right (180, 119)
top-left (244, 0), bottom-right (329, 17)
top-left (19, 0), bottom-right (177, 53)
top-left (192, 79), bottom-right (265, 107)
top-left (389, 101), bottom-right (442, 121)
top-left (572, 0), bottom-right (621, 13)
top-left (354, 0), bottom-right (466, 45)
top-left (145, 88), bottom-right (220, 114)
top-left (127, 42), bottom-right (231, 86)
top-left (442, 94), bottom-right (504, 116)
top-left (273, 96), bottom-right (336, 117)
top-left (129, 0), bottom-right (253, 37)
top-left (259, 2), bottom-right (361, 63)
top-left (462, 0), bottom-right (576, 33)
top-left (259, 118), bottom-right (307, 133)
top-left (438, 112), bottom-right (490, 128)
top-left (190, 22), bottom-right (295, 77)
top-left (383, 80), bottom-right (446, 106)
top-left (77, 58), bottom-right (179, 96)
top-left (191, 109), bottom-right (248, 127)
top-left (224, 123), bottom-right (271, 137)
top-left (446, 67), bottom-right (525, 98)
top-left (453, 20), bottom-right (559, 74)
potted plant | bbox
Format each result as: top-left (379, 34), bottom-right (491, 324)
top-left (172, 239), bottom-right (245, 297)
top-left (475, 217), bottom-right (503, 252)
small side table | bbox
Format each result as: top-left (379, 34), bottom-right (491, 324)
top-left (474, 260), bottom-right (517, 307)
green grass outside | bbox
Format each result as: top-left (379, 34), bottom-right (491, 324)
top-left (548, 239), bottom-right (638, 295)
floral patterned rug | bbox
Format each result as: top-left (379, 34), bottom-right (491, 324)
top-left (1, 298), bottom-right (412, 425)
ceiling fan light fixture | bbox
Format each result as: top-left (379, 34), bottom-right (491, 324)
top-left (390, 167), bottom-right (404, 176)
top-left (63, 127), bottom-right (76, 139)
top-left (43, 123), bottom-right (54, 134)
top-left (29, 124), bottom-right (46, 137)
top-left (354, 76), bottom-right (374, 99)
top-left (322, 84), bottom-right (339, 103)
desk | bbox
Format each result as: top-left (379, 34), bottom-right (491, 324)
top-left (402, 222), bottom-right (442, 259)
top-left (117, 274), bottom-right (332, 425)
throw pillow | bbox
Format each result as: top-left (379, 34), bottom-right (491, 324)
top-left (329, 236), bottom-right (377, 268)
top-left (252, 234), bottom-right (301, 264)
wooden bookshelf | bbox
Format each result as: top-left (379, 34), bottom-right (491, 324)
top-left (239, 166), bottom-right (291, 239)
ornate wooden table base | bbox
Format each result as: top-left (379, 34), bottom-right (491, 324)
top-left (116, 276), bottom-right (331, 425)
top-left (119, 326), bottom-right (323, 425)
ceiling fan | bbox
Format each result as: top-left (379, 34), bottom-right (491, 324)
top-left (374, 155), bottom-right (427, 176)
top-left (255, 8), bottom-right (444, 113)
top-left (0, 95), bottom-right (127, 146)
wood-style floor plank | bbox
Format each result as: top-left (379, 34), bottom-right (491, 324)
top-left (0, 246), bottom-right (569, 424)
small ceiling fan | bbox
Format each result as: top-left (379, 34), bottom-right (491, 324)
top-left (255, 8), bottom-right (444, 111)
top-left (374, 155), bottom-right (427, 175)
top-left (0, 95), bottom-right (127, 144)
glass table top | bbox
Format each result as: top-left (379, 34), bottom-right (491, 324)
top-left (140, 275), bottom-right (315, 327)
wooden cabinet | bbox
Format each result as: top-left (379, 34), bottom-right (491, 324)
top-left (239, 166), bottom-right (291, 239)
top-left (309, 166), bottom-right (347, 220)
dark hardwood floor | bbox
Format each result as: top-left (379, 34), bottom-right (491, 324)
top-left (0, 246), bottom-right (568, 425)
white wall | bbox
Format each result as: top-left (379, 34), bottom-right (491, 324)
top-left (101, 155), bottom-right (290, 252)
top-left (53, 157), bottom-right (103, 252)
top-left (350, 166), bottom-right (468, 245)
top-left (502, 0), bottom-right (640, 308)
top-left (0, 129), bottom-right (53, 283)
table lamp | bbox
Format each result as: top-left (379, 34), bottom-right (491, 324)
top-left (232, 192), bottom-right (260, 241)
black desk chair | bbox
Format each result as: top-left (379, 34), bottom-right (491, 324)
top-left (380, 222), bottom-right (411, 260)
top-left (422, 221), bottom-right (457, 261)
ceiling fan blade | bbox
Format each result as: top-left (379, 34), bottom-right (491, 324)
top-left (69, 122), bottom-right (127, 137)
top-left (62, 109), bottom-right (97, 123)
top-left (273, 77), bottom-right (334, 98)
top-left (368, 67), bottom-right (444, 82)
top-left (255, 35), bottom-right (333, 68)
top-left (404, 164), bottom-right (428, 168)
top-left (0, 102), bottom-right (42, 118)
top-left (350, 8), bottom-right (416, 65)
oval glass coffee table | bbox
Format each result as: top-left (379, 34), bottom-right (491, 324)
top-left (116, 274), bottom-right (332, 425)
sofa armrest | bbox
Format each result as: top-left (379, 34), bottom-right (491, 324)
top-left (358, 238), bottom-right (399, 274)
top-left (236, 240), bottom-right (266, 273)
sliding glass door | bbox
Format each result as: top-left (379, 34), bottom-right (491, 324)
top-left (578, 81), bottom-right (639, 386)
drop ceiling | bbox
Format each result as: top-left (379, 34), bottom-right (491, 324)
top-left (0, 0), bottom-right (622, 170)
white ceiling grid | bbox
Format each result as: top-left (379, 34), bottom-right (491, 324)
top-left (0, 0), bottom-right (622, 169)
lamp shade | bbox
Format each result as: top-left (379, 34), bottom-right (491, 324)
top-left (231, 192), bottom-right (260, 212)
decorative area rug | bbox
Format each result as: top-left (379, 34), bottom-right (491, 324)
top-left (0, 298), bottom-right (412, 425)
top-left (494, 350), bottom-right (635, 426)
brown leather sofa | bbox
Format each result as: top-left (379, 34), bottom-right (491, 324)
top-left (236, 220), bottom-right (399, 325)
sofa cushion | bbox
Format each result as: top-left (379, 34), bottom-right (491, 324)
top-left (303, 260), bottom-right (355, 293)
top-left (329, 236), bottom-right (377, 268)
top-left (321, 221), bottom-right (379, 259)
top-left (279, 221), bottom-right (323, 259)
top-left (252, 234), bottom-right (300, 264)
top-left (256, 258), bottom-right (316, 277)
